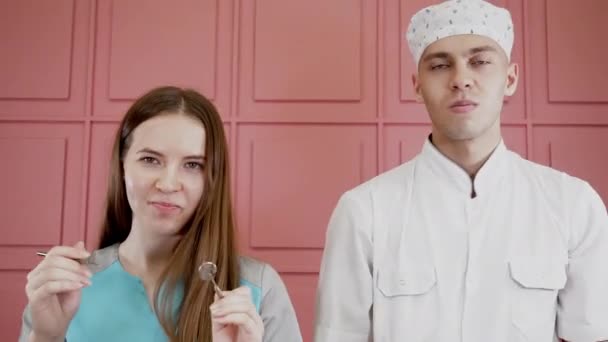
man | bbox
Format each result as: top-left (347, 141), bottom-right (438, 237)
top-left (313, 1), bottom-right (608, 341)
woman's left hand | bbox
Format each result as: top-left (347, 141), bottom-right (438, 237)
top-left (210, 286), bottom-right (264, 342)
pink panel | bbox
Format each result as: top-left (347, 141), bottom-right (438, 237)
top-left (502, 125), bottom-right (527, 158)
top-left (0, 0), bottom-right (73, 99)
top-left (238, 0), bottom-right (377, 120)
top-left (546, 1), bottom-right (608, 103)
top-left (238, 250), bottom-right (322, 274)
top-left (0, 138), bottom-right (64, 244)
top-left (385, 0), bottom-right (525, 123)
top-left (281, 274), bottom-right (318, 342)
top-left (383, 125), bottom-right (527, 171)
top-left (0, 247), bottom-right (50, 270)
top-left (108, 0), bottom-right (217, 100)
top-left (94, 0), bottom-right (233, 118)
top-left (528, 0), bottom-right (608, 123)
top-left (383, 125), bottom-right (431, 171)
top-left (0, 123), bottom-right (84, 246)
top-left (0, 0), bottom-right (89, 116)
top-left (236, 125), bottom-right (376, 249)
top-left (254, 0), bottom-right (360, 101)
top-left (0, 272), bottom-right (28, 341)
top-left (532, 126), bottom-right (608, 204)
top-left (86, 123), bottom-right (119, 248)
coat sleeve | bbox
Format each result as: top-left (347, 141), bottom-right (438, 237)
top-left (314, 190), bottom-right (374, 342)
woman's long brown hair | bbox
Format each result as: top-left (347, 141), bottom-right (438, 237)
top-left (97, 86), bottom-right (239, 341)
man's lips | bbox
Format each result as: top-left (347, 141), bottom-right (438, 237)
top-left (449, 99), bottom-right (478, 113)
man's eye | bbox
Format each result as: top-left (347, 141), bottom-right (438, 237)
top-left (431, 64), bottom-right (449, 70)
top-left (472, 60), bottom-right (490, 65)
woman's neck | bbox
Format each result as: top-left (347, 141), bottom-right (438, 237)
top-left (118, 222), bottom-right (180, 283)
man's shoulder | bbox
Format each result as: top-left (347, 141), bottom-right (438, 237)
top-left (509, 152), bottom-right (590, 194)
top-left (342, 156), bottom-right (419, 201)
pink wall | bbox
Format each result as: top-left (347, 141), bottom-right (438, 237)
top-left (1, 1), bottom-right (607, 341)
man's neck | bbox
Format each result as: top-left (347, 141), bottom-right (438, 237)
top-left (430, 131), bottom-right (501, 178)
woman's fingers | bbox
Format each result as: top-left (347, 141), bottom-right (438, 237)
top-left (28, 247), bottom-right (91, 281)
top-left (27, 280), bottom-right (84, 302)
top-left (210, 286), bottom-right (264, 332)
top-left (213, 312), bottom-right (260, 335)
top-left (26, 245), bottom-right (92, 301)
top-left (27, 267), bottom-right (91, 294)
top-left (46, 244), bottom-right (90, 259)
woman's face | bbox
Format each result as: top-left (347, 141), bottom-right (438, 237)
top-left (122, 113), bottom-right (206, 237)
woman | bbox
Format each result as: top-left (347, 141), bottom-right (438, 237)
top-left (18, 86), bottom-right (303, 342)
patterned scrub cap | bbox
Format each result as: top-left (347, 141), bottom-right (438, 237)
top-left (406, 0), bottom-right (514, 66)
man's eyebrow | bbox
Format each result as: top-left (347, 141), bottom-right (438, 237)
top-left (468, 45), bottom-right (499, 55)
top-left (422, 45), bottom-right (500, 63)
top-left (422, 51), bottom-right (450, 63)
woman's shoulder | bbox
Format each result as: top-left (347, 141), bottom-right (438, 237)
top-left (84, 243), bottom-right (120, 274)
top-left (237, 256), bottom-right (303, 341)
top-left (238, 255), bottom-right (284, 295)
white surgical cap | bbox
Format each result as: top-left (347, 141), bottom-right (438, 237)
top-left (406, 0), bottom-right (514, 66)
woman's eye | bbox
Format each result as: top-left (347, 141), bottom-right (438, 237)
top-left (140, 156), bottom-right (159, 164)
top-left (185, 162), bottom-right (203, 170)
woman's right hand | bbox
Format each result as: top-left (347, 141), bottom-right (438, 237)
top-left (25, 241), bottom-right (92, 341)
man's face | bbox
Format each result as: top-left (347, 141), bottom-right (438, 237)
top-left (413, 34), bottom-right (518, 143)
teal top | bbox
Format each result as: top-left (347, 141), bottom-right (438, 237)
top-left (66, 261), bottom-right (261, 341)
top-left (19, 244), bottom-right (302, 342)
